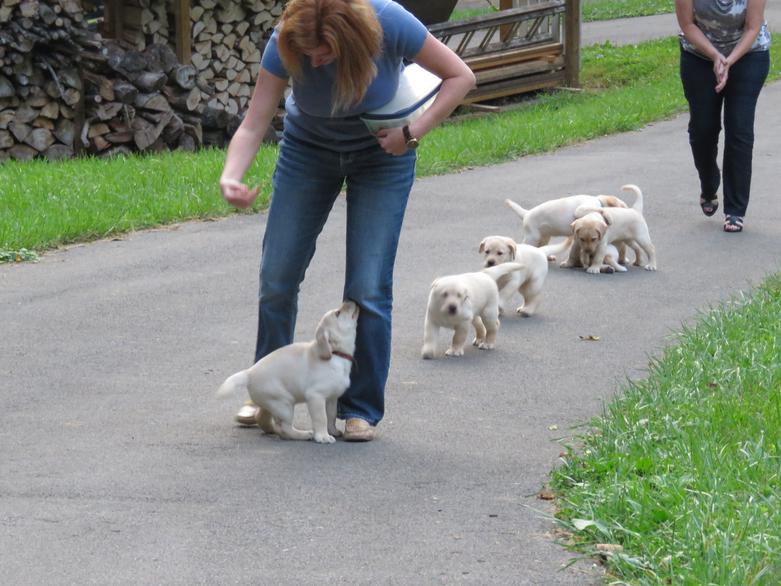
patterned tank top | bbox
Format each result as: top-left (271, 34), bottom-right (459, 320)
top-left (680, 0), bottom-right (771, 58)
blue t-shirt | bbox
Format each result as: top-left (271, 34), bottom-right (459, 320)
top-left (261, 0), bottom-right (428, 151)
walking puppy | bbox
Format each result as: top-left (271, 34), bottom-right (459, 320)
top-left (421, 263), bottom-right (524, 359)
top-left (216, 300), bottom-right (359, 444)
top-left (504, 192), bottom-right (628, 246)
top-left (566, 185), bottom-right (657, 274)
top-left (478, 236), bottom-right (549, 316)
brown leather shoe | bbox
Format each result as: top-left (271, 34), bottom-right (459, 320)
top-left (234, 402), bottom-right (260, 426)
top-left (343, 418), bottom-right (375, 442)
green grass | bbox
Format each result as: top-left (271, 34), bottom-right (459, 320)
top-left (2, 35), bottom-right (779, 258)
top-left (449, 6), bottom-right (498, 22)
top-left (449, 0), bottom-right (673, 23)
top-left (583, 0), bottom-right (673, 21)
top-left (550, 274), bottom-right (781, 584)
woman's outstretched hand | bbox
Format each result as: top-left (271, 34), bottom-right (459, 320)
top-left (221, 178), bottom-right (260, 209)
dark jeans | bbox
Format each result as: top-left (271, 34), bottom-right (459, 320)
top-left (680, 48), bottom-right (769, 217)
top-left (255, 135), bottom-right (416, 426)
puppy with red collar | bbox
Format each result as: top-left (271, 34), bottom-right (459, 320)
top-left (217, 301), bottom-right (359, 444)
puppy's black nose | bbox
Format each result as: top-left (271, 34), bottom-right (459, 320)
top-left (447, 304), bottom-right (457, 315)
top-left (486, 260), bottom-right (495, 266)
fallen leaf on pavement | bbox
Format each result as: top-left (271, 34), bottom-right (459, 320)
top-left (538, 488), bottom-right (555, 500)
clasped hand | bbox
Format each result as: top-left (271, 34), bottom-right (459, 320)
top-left (221, 178), bottom-right (260, 209)
top-left (713, 53), bottom-right (730, 93)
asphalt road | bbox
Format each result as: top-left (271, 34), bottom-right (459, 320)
top-left (2, 22), bottom-right (781, 586)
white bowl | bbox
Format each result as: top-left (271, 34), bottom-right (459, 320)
top-left (361, 64), bottom-right (442, 132)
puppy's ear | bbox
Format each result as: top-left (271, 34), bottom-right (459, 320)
top-left (506, 239), bottom-right (517, 260)
top-left (601, 210), bottom-right (613, 225)
top-left (315, 324), bottom-right (332, 360)
top-left (479, 239), bottom-right (486, 254)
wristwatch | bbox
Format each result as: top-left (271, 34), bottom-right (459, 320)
top-left (402, 125), bottom-right (419, 150)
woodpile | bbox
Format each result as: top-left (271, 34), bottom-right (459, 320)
top-left (0, 0), bottom-right (91, 161)
top-left (113, 0), bottom-right (283, 134)
top-left (1, 0), bottom-right (283, 162)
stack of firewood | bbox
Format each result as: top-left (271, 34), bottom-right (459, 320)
top-left (116, 0), bottom-right (282, 130)
top-left (1, 0), bottom-right (283, 162)
top-left (0, 0), bottom-right (90, 161)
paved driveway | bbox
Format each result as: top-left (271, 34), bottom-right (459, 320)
top-left (2, 53), bottom-right (780, 586)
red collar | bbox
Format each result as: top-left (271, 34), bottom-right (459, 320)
top-left (331, 350), bottom-right (354, 362)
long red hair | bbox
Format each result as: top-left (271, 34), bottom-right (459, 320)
top-left (277, 0), bottom-right (383, 114)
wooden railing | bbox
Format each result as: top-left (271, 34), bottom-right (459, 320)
top-left (429, 0), bottom-right (580, 104)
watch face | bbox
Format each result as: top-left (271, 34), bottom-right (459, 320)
top-left (407, 138), bottom-right (419, 149)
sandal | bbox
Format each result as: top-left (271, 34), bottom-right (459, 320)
top-left (723, 215), bottom-right (744, 233)
top-left (700, 196), bottom-right (719, 217)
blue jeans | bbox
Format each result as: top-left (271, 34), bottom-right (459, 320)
top-left (255, 135), bottom-right (416, 426)
top-left (680, 48), bottom-right (769, 217)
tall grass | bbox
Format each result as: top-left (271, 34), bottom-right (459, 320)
top-left (551, 274), bottom-right (781, 584)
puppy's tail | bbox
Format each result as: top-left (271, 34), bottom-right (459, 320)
top-left (482, 262), bottom-right (526, 282)
top-left (621, 184), bottom-right (643, 214)
top-left (504, 198), bottom-right (529, 219)
top-left (216, 370), bottom-right (249, 398)
top-left (539, 236), bottom-right (573, 258)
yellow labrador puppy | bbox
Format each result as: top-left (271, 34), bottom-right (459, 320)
top-left (567, 185), bottom-right (657, 274)
top-left (421, 263), bottom-right (524, 359)
top-left (504, 192), bottom-right (628, 246)
top-left (478, 236), bottom-right (549, 316)
top-left (217, 300), bottom-right (359, 444)
top-left (560, 214), bottom-right (627, 273)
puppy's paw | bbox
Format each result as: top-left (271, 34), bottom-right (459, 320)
top-left (477, 342), bottom-right (495, 351)
top-left (313, 432), bottom-right (336, 444)
top-left (471, 336), bottom-right (483, 347)
top-left (445, 347), bottom-right (464, 357)
top-left (586, 266), bottom-right (601, 274)
top-left (600, 265), bottom-right (615, 274)
top-left (421, 346), bottom-right (435, 359)
top-left (644, 264), bottom-right (657, 271)
top-left (328, 427), bottom-right (343, 438)
top-left (560, 261), bottom-right (574, 269)
top-left (547, 254), bottom-right (556, 262)
top-left (614, 264), bottom-right (628, 272)
top-left (516, 306), bottom-right (532, 317)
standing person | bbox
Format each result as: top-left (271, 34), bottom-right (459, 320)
top-left (676, 0), bottom-right (770, 233)
top-left (220, 0), bottom-right (475, 441)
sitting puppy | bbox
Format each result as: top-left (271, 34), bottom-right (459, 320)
top-left (216, 300), bottom-right (359, 444)
top-left (505, 191), bottom-right (628, 247)
top-left (566, 184), bottom-right (657, 274)
top-left (478, 235), bottom-right (549, 316)
top-left (421, 263), bottom-right (524, 359)
top-left (560, 217), bottom-right (626, 273)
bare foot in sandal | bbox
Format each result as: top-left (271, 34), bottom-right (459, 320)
top-left (723, 215), bottom-right (744, 233)
top-left (700, 196), bottom-right (719, 217)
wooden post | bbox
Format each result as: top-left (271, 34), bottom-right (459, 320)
top-left (564, 0), bottom-right (581, 87)
top-left (103, 0), bottom-right (123, 39)
top-left (499, 0), bottom-right (513, 42)
top-left (174, 0), bottom-right (192, 65)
